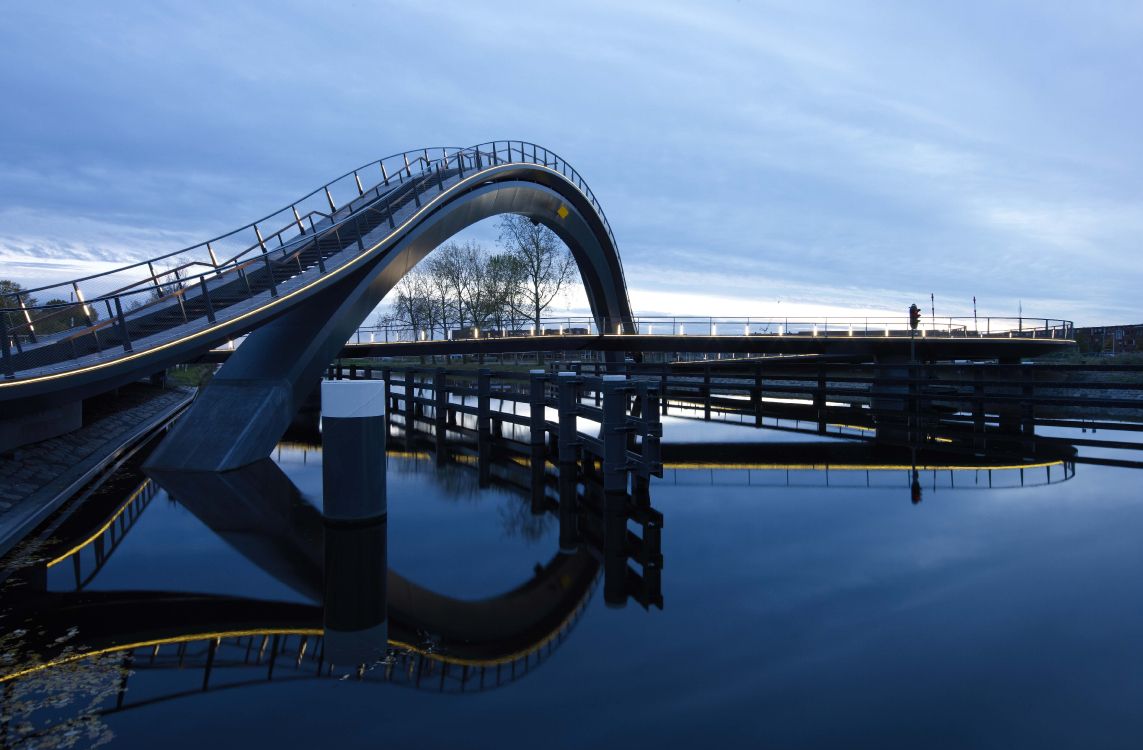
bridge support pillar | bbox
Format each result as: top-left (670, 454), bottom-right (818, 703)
top-left (320, 380), bottom-right (388, 670)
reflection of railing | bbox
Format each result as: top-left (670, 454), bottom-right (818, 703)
top-left (0, 141), bottom-right (621, 381)
top-left (664, 460), bottom-right (1076, 490)
top-left (326, 360), bottom-right (1143, 468)
top-left (1, 604), bottom-right (597, 729)
top-left (45, 479), bottom-right (157, 589)
top-left (349, 314), bottom-right (1075, 344)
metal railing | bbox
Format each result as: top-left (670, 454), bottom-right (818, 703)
top-left (1, 142), bottom-right (621, 381)
top-left (347, 314), bottom-right (1075, 345)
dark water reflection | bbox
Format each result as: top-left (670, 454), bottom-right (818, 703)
top-left (2, 417), bottom-right (1143, 749)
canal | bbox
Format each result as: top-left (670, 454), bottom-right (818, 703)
top-left (2, 414), bottom-right (1141, 748)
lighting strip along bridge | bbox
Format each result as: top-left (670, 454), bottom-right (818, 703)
top-left (0, 141), bottom-right (620, 385)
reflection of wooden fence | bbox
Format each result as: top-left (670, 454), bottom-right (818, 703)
top-left (325, 360), bottom-right (1143, 466)
top-left (325, 364), bottom-right (665, 610)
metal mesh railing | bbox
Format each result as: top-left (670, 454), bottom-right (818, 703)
top-left (346, 314), bottom-right (1075, 345)
top-left (1, 141), bottom-right (621, 381)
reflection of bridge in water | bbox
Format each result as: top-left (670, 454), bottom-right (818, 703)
top-left (0, 402), bottom-right (1102, 743)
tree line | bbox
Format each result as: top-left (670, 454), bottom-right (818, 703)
top-left (0, 279), bottom-right (99, 336)
top-left (380, 215), bottom-right (578, 338)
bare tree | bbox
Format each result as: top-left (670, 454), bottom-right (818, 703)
top-left (497, 215), bottom-right (577, 330)
top-left (426, 242), bottom-right (473, 329)
top-left (384, 270), bottom-right (433, 340)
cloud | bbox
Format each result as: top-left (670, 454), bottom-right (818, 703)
top-left (0, 1), bottom-right (1140, 325)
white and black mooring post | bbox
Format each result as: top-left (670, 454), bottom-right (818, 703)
top-left (321, 379), bottom-right (388, 670)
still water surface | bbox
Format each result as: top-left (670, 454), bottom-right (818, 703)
top-left (4, 418), bottom-right (1142, 748)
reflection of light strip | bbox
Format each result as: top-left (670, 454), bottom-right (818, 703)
top-left (1, 161), bottom-right (586, 390)
top-left (2, 569), bottom-right (598, 680)
top-left (666, 460), bottom-right (1065, 471)
top-left (0, 629), bottom-right (322, 684)
top-left (45, 480), bottom-right (151, 568)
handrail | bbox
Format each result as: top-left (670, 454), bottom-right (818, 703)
top-left (0, 142), bottom-right (626, 381)
top-left (1, 142), bottom-right (618, 315)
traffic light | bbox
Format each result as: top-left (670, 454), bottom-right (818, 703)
top-left (908, 303), bottom-right (921, 331)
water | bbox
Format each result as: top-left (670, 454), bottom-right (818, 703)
top-left (2, 416), bottom-right (1142, 749)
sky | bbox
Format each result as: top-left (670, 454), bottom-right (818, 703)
top-left (1, 0), bottom-right (1140, 325)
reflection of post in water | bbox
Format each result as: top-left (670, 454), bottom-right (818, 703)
top-left (321, 380), bottom-right (388, 670)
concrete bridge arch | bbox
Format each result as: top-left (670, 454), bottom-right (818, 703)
top-left (148, 160), bottom-right (633, 472)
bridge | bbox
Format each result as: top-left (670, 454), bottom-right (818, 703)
top-left (0, 140), bottom-right (1076, 473)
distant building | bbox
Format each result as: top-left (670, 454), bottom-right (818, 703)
top-left (1075, 324), bottom-right (1143, 354)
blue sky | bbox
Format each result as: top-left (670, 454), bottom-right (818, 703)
top-left (1, 1), bottom-right (1140, 324)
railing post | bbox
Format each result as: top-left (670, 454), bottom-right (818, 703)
top-left (0, 313), bottom-right (14, 379)
top-left (199, 277), bottom-right (216, 324)
top-left (114, 296), bottom-right (133, 353)
top-left (262, 254), bottom-right (278, 298)
top-left (16, 297), bottom-right (36, 347)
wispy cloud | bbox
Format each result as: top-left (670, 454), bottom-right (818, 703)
top-left (1, 0), bottom-right (1140, 324)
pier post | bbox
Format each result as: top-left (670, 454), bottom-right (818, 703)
top-left (434, 368), bottom-right (447, 465)
top-left (753, 364), bottom-right (763, 428)
top-left (815, 363), bottom-right (827, 434)
top-left (320, 380), bottom-right (388, 669)
top-left (872, 355), bottom-right (911, 443)
top-left (703, 364), bottom-right (712, 421)
top-left (601, 374), bottom-right (629, 608)
top-left (477, 368), bottom-right (492, 487)
top-left (529, 369), bottom-right (548, 513)
top-left (557, 371), bottom-right (580, 552)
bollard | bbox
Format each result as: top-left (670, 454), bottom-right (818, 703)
top-left (320, 380), bottom-right (388, 669)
